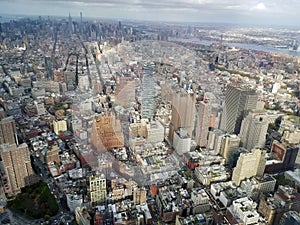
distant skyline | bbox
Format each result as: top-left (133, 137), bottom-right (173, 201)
top-left (0, 0), bottom-right (299, 27)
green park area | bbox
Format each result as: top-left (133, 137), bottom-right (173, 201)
top-left (8, 182), bottom-right (59, 220)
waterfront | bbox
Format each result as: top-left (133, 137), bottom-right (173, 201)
top-left (169, 37), bottom-right (300, 57)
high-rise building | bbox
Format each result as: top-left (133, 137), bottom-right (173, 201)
top-left (168, 90), bottom-right (196, 144)
top-left (89, 173), bottom-right (106, 205)
top-left (207, 129), bottom-right (225, 153)
top-left (141, 64), bottom-right (155, 120)
top-left (195, 97), bottom-right (211, 147)
top-left (220, 134), bottom-right (240, 162)
top-left (68, 12), bottom-right (73, 35)
top-left (232, 148), bottom-right (266, 186)
top-left (0, 117), bottom-right (17, 145)
top-left (1, 143), bottom-right (35, 195)
top-left (220, 85), bottom-right (258, 134)
top-left (239, 110), bottom-right (270, 150)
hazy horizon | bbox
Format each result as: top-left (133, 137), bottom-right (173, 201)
top-left (0, 0), bottom-right (300, 28)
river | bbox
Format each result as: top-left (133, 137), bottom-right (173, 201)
top-left (169, 37), bottom-right (300, 57)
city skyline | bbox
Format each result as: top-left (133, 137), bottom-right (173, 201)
top-left (1, 0), bottom-right (300, 27)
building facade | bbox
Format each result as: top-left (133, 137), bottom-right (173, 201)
top-left (0, 143), bottom-right (35, 195)
top-left (168, 90), bottom-right (196, 144)
top-left (195, 99), bottom-right (211, 147)
top-left (0, 117), bottom-right (17, 145)
top-left (232, 148), bottom-right (266, 186)
top-left (89, 174), bottom-right (106, 205)
top-left (220, 85), bottom-right (258, 134)
top-left (239, 110), bottom-right (270, 150)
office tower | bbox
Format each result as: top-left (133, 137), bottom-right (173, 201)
top-left (1, 143), bottom-right (34, 195)
top-left (68, 12), bottom-right (73, 35)
top-left (89, 173), bottom-right (106, 205)
top-left (0, 117), bottom-right (17, 145)
top-left (65, 71), bottom-right (75, 91)
top-left (168, 90), bottom-right (196, 144)
top-left (195, 97), bottom-right (211, 147)
top-left (91, 114), bottom-right (124, 152)
top-left (232, 148), bottom-right (266, 186)
top-left (141, 64), bottom-right (155, 120)
top-left (220, 85), bottom-right (258, 134)
top-left (239, 110), bottom-right (270, 150)
top-left (207, 129), bottom-right (225, 153)
top-left (209, 103), bottom-right (222, 129)
top-left (80, 12), bottom-right (82, 23)
top-left (44, 56), bottom-right (54, 80)
top-left (220, 134), bottom-right (240, 162)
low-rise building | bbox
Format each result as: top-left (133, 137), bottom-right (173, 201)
top-left (195, 163), bottom-right (228, 185)
top-left (240, 175), bottom-right (276, 200)
top-left (258, 185), bottom-right (300, 224)
top-left (191, 189), bottom-right (210, 214)
top-left (228, 197), bottom-right (260, 225)
top-left (175, 213), bottom-right (214, 225)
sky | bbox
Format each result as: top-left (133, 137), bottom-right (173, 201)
top-left (0, 0), bottom-right (299, 27)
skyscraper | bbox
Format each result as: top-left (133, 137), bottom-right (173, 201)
top-left (195, 97), bottom-right (211, 147)
top-left (239, 110), bottom-right (270, 150)
top-left (0, 117), bottom-right (17, 145)
top-left (220, 134), bottom-right (240, 162)
top-left (68, 12), bottom-right (73, 35)
top-left (141, 64), bottom-right (155, 120)
top-left (1, 143), bottom-right (34, 195)
top-left (220, 85), bottom-right (258, 134)
top-left (232, 148), bottom-right (266, 186)
top-left (168, 89), bottom-right (196, 144)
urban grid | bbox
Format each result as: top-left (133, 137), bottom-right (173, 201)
top-left (0, 3), bottom-right (300, 225)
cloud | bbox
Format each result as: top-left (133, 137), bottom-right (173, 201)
top-left (253, 2), bottom-right (266, 11)
top-left (0, 0), bottom-right (300, 26)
